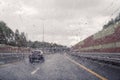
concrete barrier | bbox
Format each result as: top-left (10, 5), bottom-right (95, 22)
top-left (0, 45), bottom-right (31, 65)
top-left (0, 53), bottom-right (25, 65)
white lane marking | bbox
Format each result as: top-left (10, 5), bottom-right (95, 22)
top-left (31, 67), bottom-right (40, 75)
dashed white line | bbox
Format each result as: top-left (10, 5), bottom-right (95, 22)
top-left (31, 67), bottom-right (40, 75)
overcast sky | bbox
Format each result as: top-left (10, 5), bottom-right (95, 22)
top-left (0, 0), bottom-right (120, 46)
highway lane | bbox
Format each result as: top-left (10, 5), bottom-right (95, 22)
top-left (0, 53), bottom-right (120, 80)
top-left (69, 54), bottom-right (120, 80)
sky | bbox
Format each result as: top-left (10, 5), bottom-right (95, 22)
top-left (0, 0), bottom-right (120, 46)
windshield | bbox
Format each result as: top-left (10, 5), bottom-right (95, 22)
top-left (0, 0), bottom-right (120, 80)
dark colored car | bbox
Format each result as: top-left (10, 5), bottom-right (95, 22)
top-left (29, 50), bottom-right (44, 63)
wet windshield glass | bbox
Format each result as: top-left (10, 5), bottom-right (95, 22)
top-left (0, 0), bottom-right (120, 80)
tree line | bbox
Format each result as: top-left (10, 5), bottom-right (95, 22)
top-left (103, 13), bottom-right (120, 29)
top-left (0, 21), bottom-right (69, 51)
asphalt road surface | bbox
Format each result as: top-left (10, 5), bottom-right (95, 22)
top-left (0, 53), bottom-right (120, 80)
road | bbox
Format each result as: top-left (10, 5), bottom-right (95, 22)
top-left (0, 53), bottom-right (120, 80)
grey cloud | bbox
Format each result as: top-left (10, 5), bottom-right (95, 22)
top-left (0, 0), bottom-right (120, 46)
top-left (55, 0), bottom-right (103, 10)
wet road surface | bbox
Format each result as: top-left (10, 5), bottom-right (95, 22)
top-left (0, 53), bottom-right (120, 80)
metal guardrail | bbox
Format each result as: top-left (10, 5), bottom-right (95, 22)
top-left (70, 52), bottom-right (120, 66)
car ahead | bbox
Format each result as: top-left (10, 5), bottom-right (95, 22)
top-left (29, 50), bottom-right (44, 63)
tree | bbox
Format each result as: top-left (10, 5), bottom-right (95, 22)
top-left (0, 21), bottom-right (7, 44)
top-left (20, 32), bottom-right (27, 47)
top-left (115, 13), bottom-right (120, 22)
top-left (0, 21), bottom-right (14, 44)
top-left (15, 29), bottom-right (21, 47)
top-left (14, 30), bottom-right (27, 47)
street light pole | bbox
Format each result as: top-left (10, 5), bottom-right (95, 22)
top-left (39, 18), bottom-right (45, 54)
top-left (42, 21), bottom-right (45, 54)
